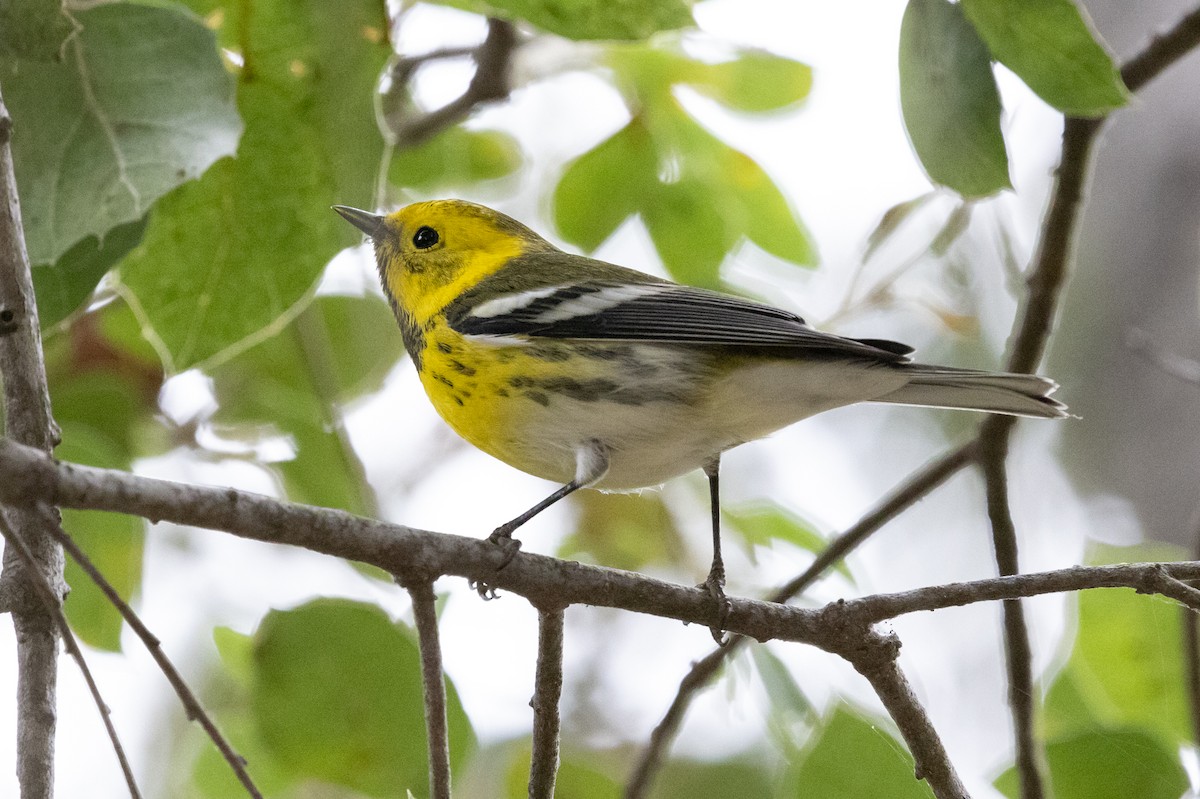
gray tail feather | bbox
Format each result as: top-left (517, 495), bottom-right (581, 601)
top-left (874, 364), bottom-right (1069, 419)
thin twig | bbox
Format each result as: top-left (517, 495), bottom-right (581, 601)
top-left (1119, 4), bottom-right (1200, 92)
top-left (0, 509), bottom-right (142, 798)
top-left (1185, 507), bottom-right (1200, 744)
top-left (529, 606), bottom-right (565, 799)
top-left (835, 562), bottom-right (1200, 623)
top-left (977, 431), bottom-right (1045, 799)
top-left (40, 517), bottom-right (263, 799)
top-left (0, 82), bottom-right (64, 799)
top-left (383, 18), bottom-right (518, 149)
top-left (624, 441), bottom-right (976, 799)
top-left (403, 578), bottom-right (451, 799)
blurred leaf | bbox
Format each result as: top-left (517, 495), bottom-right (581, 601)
top-left (862, 193), bottom-right (935, 263)
top-left (684, 50), bottom-right (813, 113)
top-left (724, 503), bottom-right (847, 578)
top-left (252, 599), bottom-right (476, 798)
top-left (654, 759), bottom-right (773, 799)
top-left (120, 0), bottom-right (390, 371)
top-left (899, 0), bottom-right (1010, 198)
top-left (4, 2), bottom-right (240, 264)
top-left (961, 0), bottom-right (1128, 116)
top-left (995, 727), bottom-right (1187, 799)
top-left (561, 490), bottom-right (683, 571)
top-left (557, 47), bottom-right (814, 282)
top-left (733, 150), bottom-right (817, 266)
top-left (504, 750), bottom-right (620, 799)
top-left (196, 627), bottom-right (301, 798)
top-left (210, 294), bottom-right (399, 513)
top-left (32, 215), bottom-right (148, 329)
top-left (640, 174), bottom-right (735, 288)
top-left (391, 127), bottom-right (522, 190)
top-left (1041, 669), bottom-right (1100, 742)
top-left (749, 644), bottom-right (815, 726)
top-left (436, 0), bottom-right (693, 40)
top-left (554, 118), bottom-right (658, 252)
top-left (929, 202), bottom-right (973, 257)
top-left (784, 705), bottom-right (934, 798)
top-left (52, 373), bottom-right (148, 651)
top-left (0, 0), bottom-right (78, 61)
top-left (1067, 585), bottom-right (1190, 745)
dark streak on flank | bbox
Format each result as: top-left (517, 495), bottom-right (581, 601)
top-left (432, 372), bottom-right (454, 389)
top-left (448, 359), bottom-right (477, 376)
top-left (437, 342), bottom-right (454, 354)
top-left (525, 390), bottom-right (550, 407)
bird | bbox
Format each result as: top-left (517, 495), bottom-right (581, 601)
top-left (334, 199), bottom-right (1066, 638)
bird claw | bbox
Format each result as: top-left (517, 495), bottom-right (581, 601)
top-left (471, 530), bottom-right (524, 600)
top-left (700, 568), bottom-right (731, 646)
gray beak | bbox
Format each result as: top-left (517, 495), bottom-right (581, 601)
top-left (332, 205), bottom-right (385, 237)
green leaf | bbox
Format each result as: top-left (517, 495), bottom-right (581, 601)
top-left (1068, 586), bottom-right (1190, 745)
top-left (961, 0), bottom-right (1128, 116)
top-left (560, 490), bottom-right (684, 571)
top-left (554, 118), bottom-right (658, 252)
top-left (33, 214), bottom-right (148, 329)
top-left (4, 2), bottom-right (240, 264)
top-left (653, 759), bottom-right (773, 799)
top-left (731, 150), bottom-right (817, 267)
top-left (52, 373), bottom-right (148, 651)
top-left (723, 503), bottom-right (846, 577)
top-left (119, 0), bottom-right (391, 371)
top-left (641, 175), bottom-right (734, 287)
top-left (435, 0), bottom-right (694, 40)
top-left (899, 0), bottom-right (1011, 197)
top-left (995, 728), bottom-right (1187, 799)
top-left (0, 0), bottom-right (78, 62)
top-left (252, 599), bottom-right (475, 798)
top-left (391, 127), bottom-right (523, 191)
top-left (785, 705), bottom-right (934, 798)
top-left (686, 51), bottom-right (813, 113)
top-left (210, 294), bottom-right (400, 513)
top-left (749, 644), bottom-right (815, 725)
top-left (504, 751), bottom-right (620, 799)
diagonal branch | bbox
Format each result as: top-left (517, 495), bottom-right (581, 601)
top-left (624, 442), bottom-right (976, 798)
top-left (0, 509), bottom-right (142, 799)
top-left (382, 18), bottom-right (518, 150)
top-left (40, 513), bottom-right (262, 798)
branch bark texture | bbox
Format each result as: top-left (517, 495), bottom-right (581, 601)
top-left (0, 83), bottom-right (64, 799)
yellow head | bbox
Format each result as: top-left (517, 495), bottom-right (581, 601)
top-left (334, 199), bottom-right (553, 324)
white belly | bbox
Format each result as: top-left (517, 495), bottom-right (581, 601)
top-left (502, 354), bottom-right (909, 490)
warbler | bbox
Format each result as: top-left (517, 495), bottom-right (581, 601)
top-left (334, 200), bottom-right (1066, 631)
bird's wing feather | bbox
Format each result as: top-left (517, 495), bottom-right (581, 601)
top-left (449, 279), bottom-right (913, 362)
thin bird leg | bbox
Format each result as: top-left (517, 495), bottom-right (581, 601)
top-left (490, 480), bottom-right (584, 544)
top-left (476, 443), bottom-right (609, 600)
top-left (703, 456), bottom-right (731, 645)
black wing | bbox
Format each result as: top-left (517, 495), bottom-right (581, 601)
top-left (449, 279), bottom-right (913, 363)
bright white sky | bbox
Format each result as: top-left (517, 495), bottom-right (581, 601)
top-left (0, 2), bottom-right (1104, 797)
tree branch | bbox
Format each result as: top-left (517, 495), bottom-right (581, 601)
top-left (839, 628), bottom-right (968, 799)
top-left (40, 513), bottom-right (262, 798)
top-left (402, 579), bottom-right (451, 799)
top-left (624, 442), bottom-right (976, 799)
top-left (0, 82), bottom-right (64, 799)
top-left (382, 18), bottom-right (518, 150)
top-left (0, 510), bottom-right (142, 799)
top-left (529, 606), bottom-right (565, 799)
top-left (978, 430), bottom-right (1045, 799)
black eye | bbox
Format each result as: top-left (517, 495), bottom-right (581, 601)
top-left (412, 226), bottom-right (439, 249)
